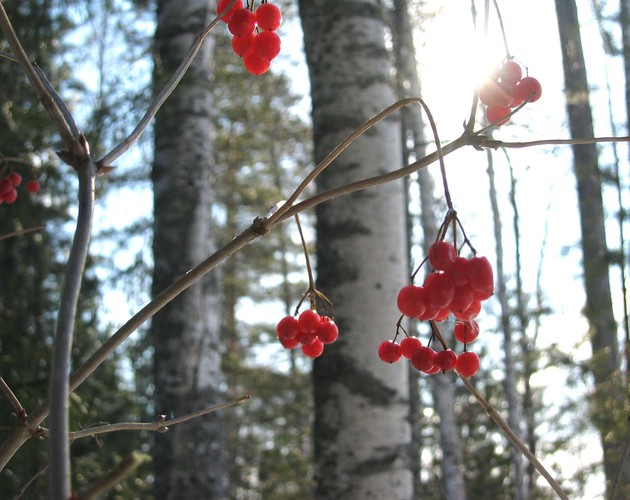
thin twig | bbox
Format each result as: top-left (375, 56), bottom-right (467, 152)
top-left (58, 395), bottom-right (251, 441)
top-left (0, 226), bottom-right (45, 242)
top-left (0, 2), bottom-right (82, 157)
top-left (460, 376), bottom-right (569, 499)
top-left (0, 378), bottom-right (24, 416)
top-left (12, 465), bottom-right (48, 500)
top-left (96, 8), bottom-right (227, 167)
top-left (79, 452), bottom-right (151, 500)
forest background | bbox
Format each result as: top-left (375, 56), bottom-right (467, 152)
top-left (0, 0), bottom-right (629, 498)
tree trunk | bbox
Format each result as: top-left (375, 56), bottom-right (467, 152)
top-left (554, 1), bottom-right (628, 495)
top-left (486, 149), bottom-right (527, 499)
top-left (151, 1), bottom-right (228, 497)
top-left (298, 1), bottom-right (413, 498)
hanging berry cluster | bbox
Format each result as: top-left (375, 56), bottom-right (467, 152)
top-left (276, 308), bottom-right (339, 359)
top-left (0, 171), bottom-right (40, 206)
top-left (217, 0), bottom-right (282, 76)
top-left (479, 59), bottom-right (542, 126)
top-left (378, 218), bottom-right (495, 379)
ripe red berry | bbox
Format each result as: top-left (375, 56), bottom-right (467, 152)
top-left (317, 317), bottom-right (339, 344)
top-left (232, 32), bottom-right (254, 57)
top-left (513, 76), bottom-right (542, 104)
top-left (228, 8), bottom-right (256, 37)
top-left (298, 309), bottom-right (320, 334)
top-left (486, 104), bottom-right (511, 126)
top-left (400, 336), bottom-right (422, 359)
top-left (479, 79), bottom-right (513, 107)
top-left (378, 340), bottom-right (402, 363)
top-left (456, 351), bottom-right (480, 378)
top-left (296, 329), bottom-right (317, 345)
top-left (428, 241), bottom-right (457, 271)
top-left (448, 283), bottom-right (474, 316)
top-left (411, 346), bottom-right (437, 372)
top-left (0, 178), bottom-right (12, 195)
top-left (8, 172), bottom-right (22, 186)
top-left (3, 188), bottom-right (17, 204)
top-left (423, 272), bottom-right (455, 310)
top-left (449, 257), bottom-right (469, 286)
top-left (302, 338), bottom-right (324, 358)
top-left (397, 284), bottom-right (426, 318)
top-left (217, 0), bottom-right (244, 23)
top-left (276, 315), bottom-right (299, 341)
top-left (243, 52), bottom-right (271, 75)
top-left (454, 320), bottom-right (480, 344)
top-left (435, 349), bottom-right (457, 371)
top-left (499, 60), bottom-right (523, 87)
top-left (27, 180), bottom-right (40, 193)
top-left (465, 256), bottom-right (494, 296)
top-left (253, 31), bottom-right (281, 61)
top-left (279, 335), bottom-right (299, 349)
top-left (255, 2), bottom-right (282, 31)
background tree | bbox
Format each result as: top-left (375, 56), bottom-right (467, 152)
top-left (298, 0), bottom-right (414, 498)
top-left (150, 0), bottom-right (228, 497)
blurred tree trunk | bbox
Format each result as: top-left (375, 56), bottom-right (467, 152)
top-left (554, 1), bottom-right (629, 496)
top-left (390, 1), bottom-right (467, 498)
top-left (151, 0), bottom-right (228, 498)
top-left (298, 1), bottom-right (414, 498)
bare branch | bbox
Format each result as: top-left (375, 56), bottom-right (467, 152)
top-left (0, 378), bottom-right (24, 416)
top-left (78, 453), bottom-right (151, 500)
top-left (0, 226), bottom-right (45, 242)
top-left (0, 2), bottom-right (83, 159)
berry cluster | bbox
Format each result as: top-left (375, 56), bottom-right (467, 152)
top-left (276, 309), bottom-right (339, 359)
top-left (479, 60), bottom-right (542, 126)
top-left (0, 172), bottom-right (40, 205)
top-left (378, 240), bottom-right (494, 378)
top-left (217, 0), bottom-right (282, 76)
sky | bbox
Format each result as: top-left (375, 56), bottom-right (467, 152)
top-left (80, 0), bottom-right (629, 497)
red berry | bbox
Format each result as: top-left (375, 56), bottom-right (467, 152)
top-left (456, 351), bottom-right (480, 378)
top-left (217, 0), bottom-right (244, 23)
top-left (479, 79), bottom-right (513, 107)
top-left (513, 76), bottom-right (542, 104)
top-left (3, 188), bottom-right (17, 204)
top-left (253, 31), bottom-right (281, 61)
top-left (27, 180), bottom-right (40, 193)
top-left (435, 349), bottom-right (457, 371)
top-left (397, 284), bottom-right (426, 318)
top-left (448, 283), bottom-right (474, 316)
top-left (454, 320), bottom-right (480, 344)
top-left (276, 315), bottom-right (299, 341)
top-left (8, 172), bottom-right (22, 186)
top-left (243, 52), bottom-right (271, 75)
top-left (302, 338), bottom-right (324, 358)
top-left (423, 272), bottom-right (455, 310)
top-left (411, 346), bottom-right (437, 372)
top-left (417, 303), bottom-right (438, 321)
top-left (228, 8), bottom-right (256, 37)
top-left (428, 241), bottom-right (457, 271)
top-left (453, 299), bottom-right (481, 322)
top-left (400, 336), bottom-right (422, 359)
top-left (449, 257), bottom-right (469, 286)
top-left (317, 317), bottom-right (339, 344)
top-left (255, 2), bottom-right (282, 31)
top-left (499, 61), bottom-right (523, 87)
top-left (279, 335), bottom-right (299, 349)
top-left (424, 364), bottom-right (441, 375)
top-left (434, 306), bottom-right (451, 322)
top-left (232, 33), bottom-right (254, 57)
top-left (0, 178), bottom-right (12, 195)
top-left (378, 340), bottom-right (402, 363)
top-left (486, 104), bottom-right (511, 126)
top-left (298, 309), bottom-right (320, 333)
top-left (465, 256), bottom-right (494, 295)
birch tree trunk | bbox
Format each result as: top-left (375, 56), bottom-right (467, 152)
top-left (298, 1), bottom-right (413, 498)
top-left (554, 1), bottom-right (629, 495)
top-left (151, 0), bottom-right (228, 497)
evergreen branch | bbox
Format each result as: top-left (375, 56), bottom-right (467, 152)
top-left (0, 2), bottom-right (84, 159)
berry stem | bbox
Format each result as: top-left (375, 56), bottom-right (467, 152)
top-left (492, 0), bottom-right (511, 61)
top-left (429, 321), bottom-right (449, 350)
top-left (295, 214), bottom-right (315, 295)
